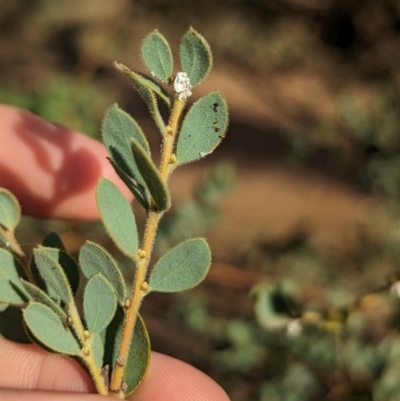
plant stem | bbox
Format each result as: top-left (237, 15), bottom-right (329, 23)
top-left (109, 96), bottom-right (186, 397)
top-left (68, 303), bottom-right (108, 395)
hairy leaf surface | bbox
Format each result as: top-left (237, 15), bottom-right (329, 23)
top-left (149, 238), bottom-right (211, 292)
top-left (96, 178), bottom-right (139, 258)
top-left (176, 92), bottom-right (228, 165)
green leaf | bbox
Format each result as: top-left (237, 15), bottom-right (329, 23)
top-left (101, 309), bottom-right (150, 395)
top-left (42, 232), bottom-right (66, 251)
top-left (0, 228), bottom-right (9, 249)
top-left (149, 238), bottom-right (211, 293)
top-left (134, 71), bottom-right (172, 107)
top-left (21, 279), bottom-right (67, 322)
top-left (103, 104), bottom-right (150, 157)
top-left (180, 27), bottom-right (213, 86)
top-left (101, 306), bottom-right (124, 373)
top-left (176, 92), bottom-right (228, 165)
top-left (0, 188), bottom-right (21, 231)
top-left (0, 248), bottom-right (29, 304)
top-left (108, 157), bottom-right (150, 211)
top-left (96, 178), bottom-right (139, 258)
top-left (0, 304), bottom-right (30, 343)
top-left (23, 302), bottom-right (81, 355)
top-left (33, 247), bottom-right (73, 304)
top-left (40, 247), bottom-right (79, 296)
top-left (31, 241), bottom-right (79, 299)
top-left (79, 241), bottom-right (125, 304)
top-left (124, 315), bottom-right (151, 395)
top-left (131, 139), bottom-right (170, 212)
top-left (114, 63), bottom-right (167, 134)
top-left (91, 333), bottom-right (104, 367)
top-left (102, 104), bottom-right (151, 208)
top-left (83, 273), bottom-right (118, 334)
top-left (141, 30), bottom-right (173, 82)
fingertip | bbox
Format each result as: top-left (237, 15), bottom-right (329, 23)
top-left (132, 352), bottom-right (230, 401)
top-left (0, 104), bottom-right (131, 220)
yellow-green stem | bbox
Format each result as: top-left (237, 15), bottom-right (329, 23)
top-left (68, 303), bottom-right (108, 395)
top-left (109, 97), bottom-right (186, 397)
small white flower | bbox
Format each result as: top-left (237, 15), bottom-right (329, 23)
top-left (174, 72), bottom-right (192, 100)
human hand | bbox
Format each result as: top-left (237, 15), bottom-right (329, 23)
top-left (0, 104), bottom-right (230, 401)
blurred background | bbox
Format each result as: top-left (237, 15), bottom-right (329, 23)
top-left (1, 1), bottom-right (400, 400)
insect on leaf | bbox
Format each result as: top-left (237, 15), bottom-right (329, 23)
top-left (176, 92), bottom-right (228, 165)
top-left (23, 302), bottom-right (81, 355)
top-left (149, 238), bottom-right (211, 293)
top-left (79, 241), bottom-right (125, 305)
top-left (141, 30), bottom-right (173, 82)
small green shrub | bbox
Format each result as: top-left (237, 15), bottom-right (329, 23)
top-left (0, 28), bottom-right (228, 398)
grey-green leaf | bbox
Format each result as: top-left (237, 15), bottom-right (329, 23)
top-left (176, 92), bottom-right (228, 165)
top-left (0, 188), bottom-right (21, 231)
top-left (42, 232), bottom-right (66, 251)
top-left (0, 248), bottom-right (29, 304)
top-left (91, 333), bottom-right (104, 367)
top-left (108, 157), bottom-right (150, 211)
top-left (149, 238), bottom-right (211, 293)
top-left (40, 247), bottom-right (79, 296)
top-left (180, 27), bottom-right (213, 86)
top-left (131, 139), bottom-right (170, 212)
top-left (124, 315), bottom-right (151, 395)
top-left (83, 274), bottom-right (117, 334)
top-left (102, 104), bottom-right (152, 208)
top-left (141, 30), bottom-right (173, 82)
top-left (23, 302), bottom-right (81, 355)
top-left (103, 104), bottom-right (150, 157)
top-left (114, 63), bottom-right (167, 134)
top-left (134, 71), bottom-right (172, 107)
top-left (100, 309), bottom-right (150, 395)
top-left (21, 279), bottom-right (67, 322)
top-left (96, 178), bottom-right (139, 258)
top-left (79, 241), bottom-right (125, 304)
top-left (33, 247), bottom-right (73, 304)
top-left (0, 304), bottom-right (30, 343)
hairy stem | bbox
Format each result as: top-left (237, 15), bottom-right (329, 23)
top-left (109, 96), bottom-right (186, 397)
top-left (68, 303), bottom-right (108, 395)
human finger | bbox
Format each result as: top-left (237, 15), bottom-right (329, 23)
top-left (0, 104), bottom-right (130, 220)
top-left (0, 338), bottom-right (230, 401)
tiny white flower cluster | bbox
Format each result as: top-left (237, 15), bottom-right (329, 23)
top-left (174, 72), bottom-right (192, 100)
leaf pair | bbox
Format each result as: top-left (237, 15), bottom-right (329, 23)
top-left (102, 105), bottom-right (170, 213)
top-left (141, 27), bottom-right (212, 87)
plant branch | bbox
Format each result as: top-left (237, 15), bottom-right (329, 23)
top-left (109, 96), bottom-right (186, 398)
top-left (68, 303), bottom-right (108, 395)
